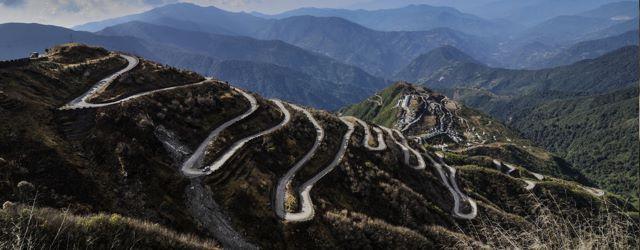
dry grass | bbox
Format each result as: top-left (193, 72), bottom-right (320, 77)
top-left (454, 193), bottom-right (638, 249)
top-left (0, 202), bottom-right (219, 250)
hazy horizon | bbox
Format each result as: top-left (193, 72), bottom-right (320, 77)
top-left (0, 0), bottom-right (528, 27)
top-left (0, 0), bottom-right (399, 27)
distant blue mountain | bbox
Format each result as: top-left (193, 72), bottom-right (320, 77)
top-left (578, 1), bottom-right (639, 19)
top-left (97, 21), bottom-right (389, 109)
top-left (73, 3), bottom-right (265, 36)
top-left (469, 0), bottom-right (632, 26)
top-left (0, 23), bottom-right (152, 60)
top-left (261, 4), bottom-right (518, 37)
top-left (514, 1), bottom-right (638, 45)
top-left (74, 3), bottom-right (498, 76)
top-left (252, 15), bottom-right (494, 76)
top-left (539, 29), bottom-right (639, 68)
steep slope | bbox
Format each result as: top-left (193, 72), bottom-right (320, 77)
top-left (1, 44), bottom-right (634, 248)
top-left (253, 16), bottom-right (492, 76)
top-left (267, 4), bottom-right (518, 37)
top-left (446, 86), bottom-right (640, 205)
top-left (399, 46), bottom-right (639, 202)
top-left (508, 87), bottom-right (639, 202)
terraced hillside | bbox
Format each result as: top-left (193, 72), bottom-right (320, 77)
top-left (0, 44), bottom-right (636, 249)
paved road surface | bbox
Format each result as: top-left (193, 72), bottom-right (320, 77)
top-left (350, 117), bottom-right (386, 151)
top-left (183, 98), bottom-right (292, 177)
top-left (181, 89), bottom-right (260, 177)
top-left (60, 54), bottom-right (139, 110)
top-left (380, 127), bottom-right (425, 170)
top-left (282, 117), bottom-right (355, 222)
top-left (275, 104), bottom-right (324, 220)
top-left (200, 99), bottom-right (291, 175)
top-left (424, 152), bottom-right (478, 219)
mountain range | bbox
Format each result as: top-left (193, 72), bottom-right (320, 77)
top-left (250, 15), bottom-right (492, 76)
top-left (1, 44), bottom-right (634, 248)
top-left (72, 2), bottom-right (637, 70)
top-left (515, 2), bottom-right (638, 46)
top-left (1, 0), bottom-right (639, 247)
top-left (469, 0), bottom-right (636, 26)
top-left (259, 4), bottom-right (519, 37)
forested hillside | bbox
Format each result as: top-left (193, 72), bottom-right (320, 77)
top-left (402, 46), bottom-right (639, 203)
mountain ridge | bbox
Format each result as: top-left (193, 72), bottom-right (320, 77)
top-left (0, 44), bottom-right (633, 248)
top-left (261, 4), bottom-right (518, 37)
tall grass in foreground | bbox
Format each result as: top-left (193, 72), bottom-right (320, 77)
top-left (456, 193), bottom-right (638, 249)
top-left (0, 201), bottom-right (219, 250)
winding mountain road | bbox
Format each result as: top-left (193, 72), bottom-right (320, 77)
top-left (503, 163), bottom-right (516, 175)
top-left (59, 54), bottom-right (217, 111)
top-left (183, 98), bottom-right (291, 177)
top-left (351, 117), bottom-right (386, 151)
top-left (275, 104), bottom-right (325, 221)
top-left (493, 159), bottom-right (537, 190)
top-left (180, 89), bottom-right (259, 177)
top-left (424, 152), bottom-right (478, 219)
top-left (371, 127), bottom-right (387, 150)
top-left (380, 127), bottom-right (425, 170)
top-left (281, 117), bottom-right (355, 222)
top-left (60, 54), bottom-right (139, 110)
top-left (492, 159), bottom-right (516, 175)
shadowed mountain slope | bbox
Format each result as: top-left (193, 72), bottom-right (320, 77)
top-left (1, 44), bottom-right (634, 248)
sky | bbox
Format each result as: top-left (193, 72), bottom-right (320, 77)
top-left (0, 0), bottom-right (363, 27)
